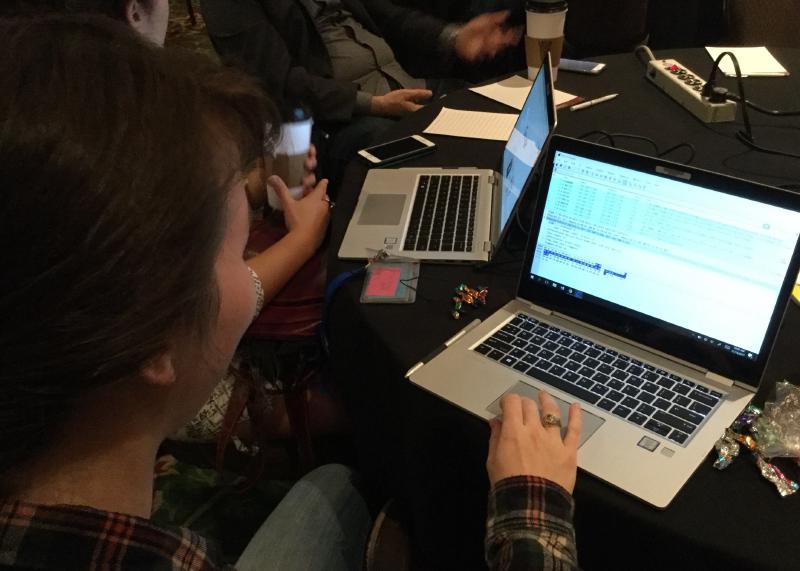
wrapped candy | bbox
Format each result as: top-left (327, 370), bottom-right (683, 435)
top-left (712, 381), bottom-right (800, 497)
top-left (753, 381), bottom-right (800, 458)
top-left (451, 284), bottom-right (488, 319)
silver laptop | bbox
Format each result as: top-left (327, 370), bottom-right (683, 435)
top-left (408, 135), bottom-right (800, 508)
top-left (338, 57), bottom-right (557, 262)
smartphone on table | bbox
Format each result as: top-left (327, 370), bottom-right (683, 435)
top-left (358, 134), bottom-right (436, 167)
top-left (559, 58), bottom-right (606, 75)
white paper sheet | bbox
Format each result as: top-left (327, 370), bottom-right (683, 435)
top-left (705, 46), bottom-right (789, 77)
top-left (469, 76), bottom-right (580, 110)
top-left (423, 108), bottom-right (518, 141)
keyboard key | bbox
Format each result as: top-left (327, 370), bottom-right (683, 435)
top-left (510, 348), bottom-right (526, 359)
top-left (495, 331), bottom-right (514, 343)
top-left (628, 365), bottom-right (644, 376)
top-left (597, 399), bottom-right (615, 411)
top-left (487, 350), bottom-right (505, 361)
top-left (674, 395), bottom-right (691, 408)
top-left (570, 353), bottom-right (587, 364)
top-left (606, 349), bottom-right (619, 357)
top-left (513, 361), bottom-right (530, 373)
top-left (622, 396), bottom-right (638, 409)
top-left (578, 366), bottom-right (595, 377)
top-left (642, 363), bottom-right (655, 371)
top-left (618, 354), bottom-right (630, 362)
top-left (622, 386), bottom-right (639, 397)
top-left (629, 412), bottom-right (648, 425)
top-left (591, 384), bottom-right (609, 396)
top-left (517, 331), bottom-right (533, 341)
top-left (534, 361), bottom-right (553, 372)
top-left (511, 339), bottom-right (528, 349)
top-left (613, 405), bottom-right (632, 418)
top-left (673, 383), bottom-right (690, 396)
top-left (638, 392), bottom-right (656, 404)
top-left (669, 405), bottom-right (703, 426)
top-left (522, 354), bottom-right (538, 366)
top-left (681, 378), bottom-right (697, 388)
top-left (550, 365), bottom-right (566, 377)
top-left (501, 324), bottom-right (520, 335)
top-left (564, 360), bottom-right (581, 372)
top-left (474, 344), bottom-right (492, 355)
top-left (576, 377), bottom-right (593, 390)
top-left (641, 382), bottom-right (659, 394)
top-left (689, 391), bottom-right (719, 408)
top-left (637, 403), bottom-right (656, 416)
top-left (611, 370), bottom-right (629, 381)
top-left (656, 378), bottom-right (675, 389)
top-left (710, 389), bottom-right (723, 399)
top-left (612, 359), bottom-right (629, 369)
top-left (556, 346), bottom-right (571, 357)
top-left (695, 385), bottom-right (709, 393)
top-left (584, 348), bottom-right (601, 358)
top-left (607, 379), bottom-right (624, 391)
top-left (653, 410), bottom-right (695, 434)
top-left (485, 338), bottom-right (512, 353)
top-left (552, 355), bottom-right (567, 365)
top-left (563, 371), bottom-right (580, 383)
top-left (598, 353), bottom-right (615, 364)
top-left (537, 349), bottom-right (554, 360)
top-left (626, 375), bottom-right (644, 387)
top-left (572, 343), bottom-right (588, 353)
top-left (689, 401), bottom-right (712, 416)
top-left (643, 371), bottom-right (660, 382)
top-left (653, 398), bottom-right (671, 411)
top-left (656, 368), bottom-right (669, 376)
top-left (607, 390), bottom-right (624, 402)
top-left (592, 372), bottom-right (610, 384)
top-left (546, 332), bottom-right (560, 341)
top-left (557, 337), bottom-right (573, 348)
top-left (501, 356), bottom-right (517, 367)
top-left (644, 419), bottom-right (671, 437)
top-left (544, 341), bottom-right (559, 351)
top-left (657, 388), bottom-right (676, 401)
top-left (669, 430), bottom-right (688, 445)
top-left (597, 363), bottom-right (613, 375)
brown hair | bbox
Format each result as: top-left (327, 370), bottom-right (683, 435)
top-left (0, 15), bottom-right (279, 479)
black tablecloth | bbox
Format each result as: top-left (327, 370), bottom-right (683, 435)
top-left (326, 48), bottom-right (800, 570)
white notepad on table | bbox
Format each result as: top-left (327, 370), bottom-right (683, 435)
top-left (423, 108), bottom-right (518, 141)
top-left (705, 46), bottom-right (789, 77)
top-left (470, 75), bottom-right (581, 110)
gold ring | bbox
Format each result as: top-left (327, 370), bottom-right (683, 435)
top-left (542, 413), bottom-right (561, 428)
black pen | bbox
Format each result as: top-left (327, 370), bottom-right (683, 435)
top-left (405, 319), bottom-right (482, 378)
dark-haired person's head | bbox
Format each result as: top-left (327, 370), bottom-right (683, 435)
top-left (0, 0), bottom-right (168, 44)
top-left (0, 15), bottom-right (279, 504)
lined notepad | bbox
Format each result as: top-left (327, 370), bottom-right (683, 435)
top-left (469, 75), bottom-right (582, 110)
top-left (423, 108), bottom-right (518, 141)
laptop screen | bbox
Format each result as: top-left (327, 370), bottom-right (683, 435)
top-left (498, 64), bottom-right (552, 235)
top-left (521, 137), bottom-right (800, 385)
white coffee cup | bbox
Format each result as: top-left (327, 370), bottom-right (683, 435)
top-left (525, 0), bottom-right (568, 81)
top-left (266, 115), bottom-right (313, 211)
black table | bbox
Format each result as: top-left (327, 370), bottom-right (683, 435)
top-left (327, 48), bottom-right (800, 570)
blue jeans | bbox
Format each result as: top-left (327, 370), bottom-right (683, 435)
top-left (235, 464), bottom-right (372, 571)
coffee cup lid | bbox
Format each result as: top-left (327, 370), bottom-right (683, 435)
top-left (525, 0), bottom-right (568, 12)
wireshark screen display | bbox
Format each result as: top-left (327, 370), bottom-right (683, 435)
top-left (499, 68), bottom-right (550, 234)
top-left (530, 150), bottom-right (800, 360)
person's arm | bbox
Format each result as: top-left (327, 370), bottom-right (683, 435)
top-left (200, 0), bottom-right (360, 122)
top-left (364, 0), bottom-right (521, 64)
top-left (486, 476), bottom-right (578, 570)
top-left (246, 176), bottom-right (330, 303)
top-left (485, 392), bottom-right (582, 571)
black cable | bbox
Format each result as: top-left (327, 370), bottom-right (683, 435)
top-left (577, 130), bottom-right (696, 165)
top-left (704, 51), bottom-right (800, 161)
top-left (725, 94), bottom-right (800, 117)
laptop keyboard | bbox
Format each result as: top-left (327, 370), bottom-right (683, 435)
top-left (473, 313), bottom-right (725, 446)
top-left (403, 174), bottom-right (478, 252)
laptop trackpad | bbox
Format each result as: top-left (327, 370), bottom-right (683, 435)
top-left (486, 382), bottom-right (604, 447)
top-left (358, 194), bottom-right (406, 226)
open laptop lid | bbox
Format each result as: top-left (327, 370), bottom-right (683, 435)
top-left (494, 53), bottom-right (557, 249)
top-left (517, 135), bottom-right (800, 387)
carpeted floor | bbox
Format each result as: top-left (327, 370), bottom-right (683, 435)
top-left (166, 0), bottom-right (216, 58)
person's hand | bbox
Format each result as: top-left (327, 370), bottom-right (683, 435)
top-left (267, 175), bottom-right (330, 255)
top-left (454, 11), bottom-right (523, 62)
top-left (371, 88), bottom-right (432, 118)
top-left (302, 144), bottom-right (318, 195)
top-left (486, 391), bottom-right (581, 493)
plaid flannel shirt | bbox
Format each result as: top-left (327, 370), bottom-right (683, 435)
top-left (485, 476), bottom-right (579, 571)
top-left (0, 500), bottom-right (232, 570)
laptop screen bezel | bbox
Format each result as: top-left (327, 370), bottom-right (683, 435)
top-left (494, 53), bottom-right (557, 251)
top-left (517, 135), bottom-right (800, 387)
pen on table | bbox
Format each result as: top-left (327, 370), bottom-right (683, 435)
top-left (570, 93), bottom-right (619, 112)
top-left (405, 319), bottom-right (482, 378)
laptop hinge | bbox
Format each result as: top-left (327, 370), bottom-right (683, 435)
top-left (482, 241), bottom-right (492, 253)
top-left (705, 371), bottom-right (735, 388)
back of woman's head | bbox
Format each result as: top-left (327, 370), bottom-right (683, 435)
top-left (0, 15), bottom-right (278, 481)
